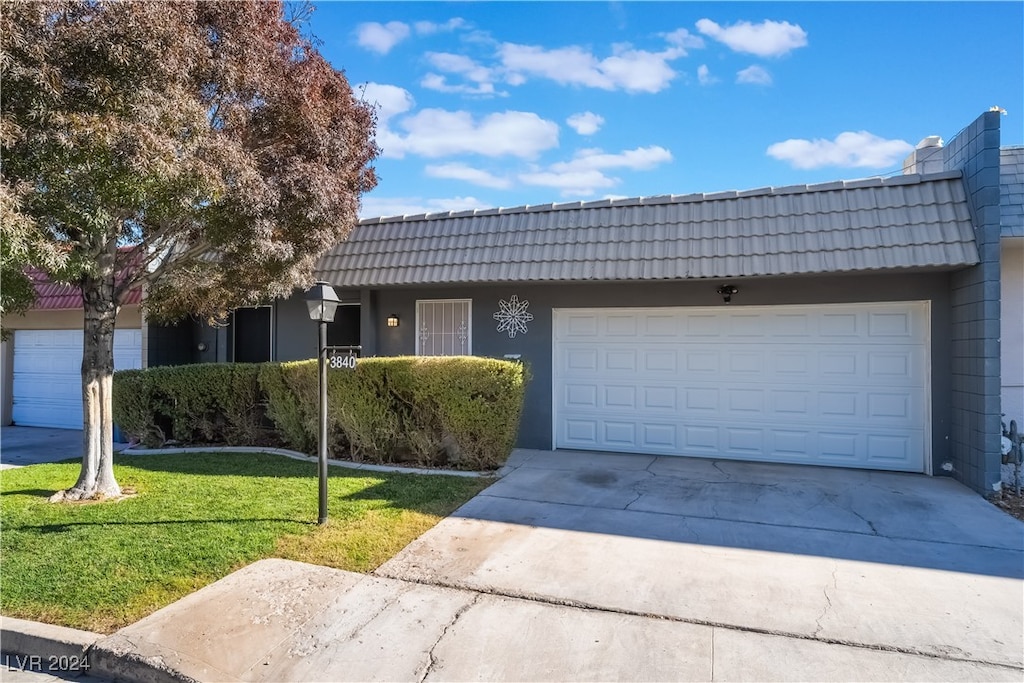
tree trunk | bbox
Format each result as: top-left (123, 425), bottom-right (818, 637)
top-left (59, 266), bottom-right (121, 501)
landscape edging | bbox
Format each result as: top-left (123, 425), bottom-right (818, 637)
top-left (120, 444), bottom-right (497, 478)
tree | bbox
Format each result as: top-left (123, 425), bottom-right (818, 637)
top-left (1, 1), bottom-right (378, 500)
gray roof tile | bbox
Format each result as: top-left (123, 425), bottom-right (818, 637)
top-left (317, 172), bottom-right (980, 287)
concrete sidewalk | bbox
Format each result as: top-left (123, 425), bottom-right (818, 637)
top-left (5, 559), bottom-right (1016, 683)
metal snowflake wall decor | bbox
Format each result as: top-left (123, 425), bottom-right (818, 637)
top-left (493, 295), bottom-right (534, 338)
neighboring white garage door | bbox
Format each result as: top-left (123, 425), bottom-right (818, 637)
top-left (12, 329), bottom-right (143, 429)
top-left (553, 302), bottom-right (929, 473)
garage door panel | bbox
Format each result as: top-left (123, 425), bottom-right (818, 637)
top-left (603, 421), bottom-right (636, 447)
top-left (644, 314), bottom-right (677, 336)
top-left (605, 349), bottom-right (636, 371)
top-left (642, 423), bottom-right (676, 449)
top-left (604, 385), bottom-right (636, 409)
top-left (643, 386), bottom-right (677, 410)
top-left (553, 303), bottom-right (929, 473)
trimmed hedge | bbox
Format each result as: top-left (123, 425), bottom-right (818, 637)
top-left (114, 357), bottom-right (527, 470)
top-left (112, 364), bottom-right (266, 448)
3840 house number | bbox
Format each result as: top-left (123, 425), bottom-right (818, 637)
top-left (328, 352), bottom-right (356, 370)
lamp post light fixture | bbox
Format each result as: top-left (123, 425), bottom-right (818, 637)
top-left (304, 281), bottom-right (341, 525)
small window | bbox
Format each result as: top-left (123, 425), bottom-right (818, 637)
top-left (416, 299), bottom-right (471, 356)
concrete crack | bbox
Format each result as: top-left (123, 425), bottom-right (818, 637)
top-left (848, 505), bottom-right (880, 535)
top-left (813, 564), bottom-right (839, 638)
top-left (711, 460), bottom-right (732, 480)
top-left (389, 573), bottom-right (1023, 672)
top-left (341, 582), bottom-right (409, 649)
top-left (417, 592), bottom-right (481, 683)
top-left (624, 489), bottom-right (644, 510)
top-left (679, 517), bottom-right (702, 544)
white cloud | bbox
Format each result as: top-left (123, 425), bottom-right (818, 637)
top-left (519, 169), bottom-right (618, 195)
top-left (499, 42), bottom-right (681, 93)
top-left (662, 28), bottom-right (706, 51)
top-left (736, 65), bottom-right (772, 85)
top-left (359, 84), bottom-right (556, 160)
top-left (425, 163), bottom-right (512, 189)
top-left (421, 52), bottom-right (501, 95)
top-left (553, 146), bottom-right (673, 173)
top-left (355, 21), bottom-right (411, 55)
top-left (766, 131), bottom-right (915, 170)
top-left (520, 146), bottom-right (673, 196)
top-left (359, 83), bottom-right (415, 122)
top-left (567, 112), bottom-right (605, 135)
top-left (390, 109), bottom-right (559, 159)
top-left (420, 73), bottom-right (498, 96)
top-left (697, 64), bottom-right (717, 85)
top-left (426, 52), bottom-right (495, 83)
top-left (413, 18), bottom-right (467, 35)
top-left (696, 18), bottom-right (808, 57)
top-left (360, 195), bottom-right (491, 219)
top-left (358, 83), bottom-right (417, 158)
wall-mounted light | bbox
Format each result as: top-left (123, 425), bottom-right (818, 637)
top-left (197, 342), bottom-right (208, 352)
top-left (716, 284), bottom-right (739, 304)
top-left (386, 314), bottom-right (400, 328)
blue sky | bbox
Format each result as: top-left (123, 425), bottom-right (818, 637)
top-left (306, 2), bottom-right (1023, 219)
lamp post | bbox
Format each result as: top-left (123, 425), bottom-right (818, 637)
top-left (304, 281), bottom-right (341, 525)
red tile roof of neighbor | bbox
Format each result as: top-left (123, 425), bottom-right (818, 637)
top-left (28, 269), bottom-right (143, 310)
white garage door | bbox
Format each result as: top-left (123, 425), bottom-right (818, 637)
top-left (12, 329), bottom-right (143, 429)
top-left (553, 302), bottom-right (929, 472)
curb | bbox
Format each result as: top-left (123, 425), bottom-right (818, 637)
top-left (1, 616), bottom-right (200, 683)
top-left (89, 634), bottom-right (207, 683)
top-left (1, 616), bottom-right (101, 663)
top-left (120, 445), bottom-right (499, 479)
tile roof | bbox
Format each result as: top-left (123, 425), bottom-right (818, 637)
top-left (317, 171), bottom-right (979, 287)
top-left (1001, 146), bottom-right (1024, 238)
top-left (27, 269), bottom-right (142, 310)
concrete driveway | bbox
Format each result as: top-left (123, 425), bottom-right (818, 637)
top-left (377, 449), bottom-right (1024, 676)
top-left (0, 426), bottom-right (84, 469)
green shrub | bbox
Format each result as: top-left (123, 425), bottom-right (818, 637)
top-left (259, 362), bottom-right (314, 453)
top-left (410, 357), bottom-right (528, 470)
top-left (327, 359), bottom-right (402, 462)
top-left (113, 363), bottom-right (265, 447)
top-left (115, 356), bottom-right (528, 470)
top-left (111, 369), bottom-right (163, 447)
top-left (263, 356), bottom-right (527, 469)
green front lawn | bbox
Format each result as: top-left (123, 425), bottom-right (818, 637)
top-left (0, 453), bottom-right (488, 633)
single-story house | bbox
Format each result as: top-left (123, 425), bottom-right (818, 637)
top-left (143, 110), bottom-right (1008, 495)
top-left (0, 270), bottom-right (144, 429)
top-left (0, 110), bottom-right (968, 497)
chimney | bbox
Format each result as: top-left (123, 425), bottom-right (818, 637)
top-left (902, 135), bottom-right (944, 175)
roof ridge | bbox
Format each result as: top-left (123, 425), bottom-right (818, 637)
top-left (357, 170), bottom-right (964, 225)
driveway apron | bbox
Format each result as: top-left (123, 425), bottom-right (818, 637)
top-left (376, 449), bottom-right (1024, 670)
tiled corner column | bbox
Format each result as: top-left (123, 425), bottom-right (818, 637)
top-left (945, 112), bottom-right (1003, 493)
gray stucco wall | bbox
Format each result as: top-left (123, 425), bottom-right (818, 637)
top-left (365, 271), bottom-right (954, 474)
top-left (271, 288), bottom-right (362, 362)
top-left (943, 112), bottom-right (1003, 494)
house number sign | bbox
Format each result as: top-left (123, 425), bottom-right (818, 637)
top-left (327, 346), bottom-right (360, 371)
